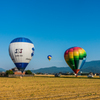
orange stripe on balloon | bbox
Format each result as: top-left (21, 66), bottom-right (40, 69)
top-left (68, 52), bottom-right (73, 58)
top-left (64, 54), bottom-right (69, 61)
top-left (48, 56), bottom-right (51, 58)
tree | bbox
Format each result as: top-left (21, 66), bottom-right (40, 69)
top-left (6, 70), bottom-right (14, 75)
top-left (25, 70), bottom-right (32, 74)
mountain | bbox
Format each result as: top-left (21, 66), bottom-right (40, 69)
top-left (0, 68), bottom-right (6, 72)
top-left (32, 66), bottom-right (72, 74)
top-left (81, 60), bottom-right (100, 73)
top-left (32, 60), bottom-right (100, 73)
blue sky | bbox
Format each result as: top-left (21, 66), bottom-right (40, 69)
top-left (0, 0), bottom-right (100, 70)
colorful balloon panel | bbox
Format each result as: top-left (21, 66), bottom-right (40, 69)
top-left (9, 37), bottom-right (35, 73)
top-left (47, 55), bottom-right (52, 61)
top-left (64, 47), bottom-right (86, 74)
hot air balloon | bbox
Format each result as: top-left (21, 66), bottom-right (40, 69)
top-left (64, 47), bottom-right (86, 77)
top-left (9, 37), bottom-right (35, 73)
top-left (47, 55), bottom-right (52, 61)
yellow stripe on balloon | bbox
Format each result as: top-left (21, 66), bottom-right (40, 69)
top-left (68, 52), bottom-right (73, 59)
top-left (73, 50), bottom-right (79, 56)
top-left (82, 48), bottom-right (85, 53)
top-left (78, 48), bottom-right (84, 54)
top-left (49, 58), bottom-right (51, 61)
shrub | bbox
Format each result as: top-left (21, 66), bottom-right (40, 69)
top-left (6, 70), bottom-right (14, 75)
top-left (25, 70), bottom-right (32, 74)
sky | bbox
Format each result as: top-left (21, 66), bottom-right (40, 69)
top-left (0, 0), bottom-right (100, 70)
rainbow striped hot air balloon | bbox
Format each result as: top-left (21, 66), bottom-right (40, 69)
top-left (64, 47), bottom-right (87, 76)
top-left (47, 55), bottom-right (52, 61)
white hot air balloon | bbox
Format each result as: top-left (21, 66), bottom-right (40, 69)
top-left (9, 37), bottom-right (34, 73)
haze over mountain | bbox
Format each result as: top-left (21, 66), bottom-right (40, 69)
top-left (32, 60), bottom-right (100, 73)
top-left (0, 60), bottom-right (100, 73)
top-left (0, 68), bottom-right (6, 72)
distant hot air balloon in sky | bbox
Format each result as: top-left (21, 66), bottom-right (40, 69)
top-left (47, 55), bottom-right (52, 61)
top-left (9, 37), bottom-right (34, 73)
top-left (64, 47), bottom-right (87, 76)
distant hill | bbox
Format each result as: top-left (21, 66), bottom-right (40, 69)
top-left (32, 66), bottom-right (72, 74)
top-left (0, 68), bottom-right (6, 72)
top-left (81, 60), bottom-right (100, 73)
top-left (32, 60), bottom-right (100, 73)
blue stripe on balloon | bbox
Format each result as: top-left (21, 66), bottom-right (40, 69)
top-left (10, 37), bottom-right (33, 43)
top-left (15, 63), bottom-right (29, 73)
top-left (31, 47), bottom-right (35, 57)
top-left (80, 58), bottom-right (86, 69)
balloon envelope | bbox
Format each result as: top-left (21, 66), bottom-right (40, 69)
top-left (47, 55), bottom-right (52, 61)
top-left (9, 37), bottom-right (34, 73)
top-left (64, 47), bottom-right (86, 74)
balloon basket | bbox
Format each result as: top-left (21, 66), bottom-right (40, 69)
top-left (74, 73), bottom-right (78, 77)
top-left (20, 76), bottom-right (22, 78)
top-left (76, 74), bottom-right (78, 77)
top-left (20, 75), bottom-right (23, 78)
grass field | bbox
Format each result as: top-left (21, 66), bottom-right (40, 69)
top-left (0, 75), bottom-right (100, 100)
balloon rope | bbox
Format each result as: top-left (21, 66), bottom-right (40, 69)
top-left (76, 74), bottom-right (77, 77)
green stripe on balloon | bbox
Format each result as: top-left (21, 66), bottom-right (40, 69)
top-left (74, 56), bottom-right (79, 60)
top-left (74, 60), bottom-right (79, 69)
top-left (66, 61), bottom-right (73, 70)
top-left (82, 52), bottom-right (86, 58)
top-left (79, 53), bottom-right (84, 60)
top-left (69, 59), bottom-right (75, 69)
top-left (83, 51), bottom-right (87, 57)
